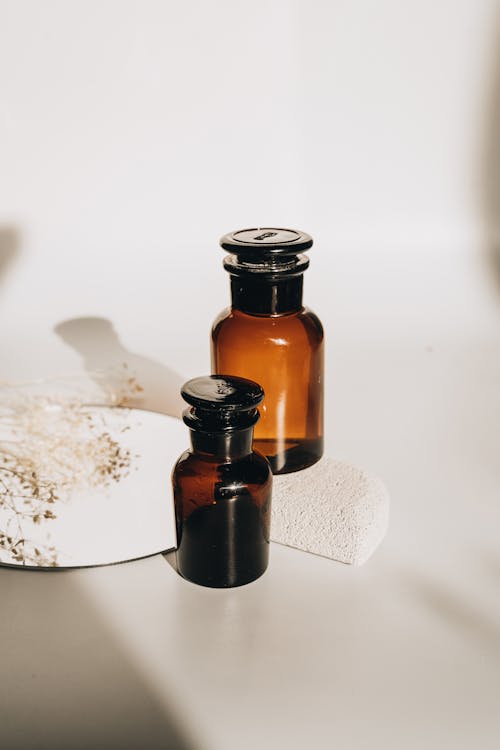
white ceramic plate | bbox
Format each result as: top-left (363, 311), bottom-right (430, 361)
top-left (0, 406), bottom-right (186, 568)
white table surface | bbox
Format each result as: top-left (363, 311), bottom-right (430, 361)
top-left (1, 335), bottom-right (500, 750)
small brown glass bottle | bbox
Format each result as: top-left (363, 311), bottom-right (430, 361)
top-left (172, 375), bottom-right (272, 588)
top-left (211, 228), bottom-right (324, 475)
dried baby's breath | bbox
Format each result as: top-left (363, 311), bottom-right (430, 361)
top-left (0, 371), bottom-right (142, 566)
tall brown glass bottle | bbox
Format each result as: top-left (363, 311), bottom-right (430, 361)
top-left (211, 228), bottom-right (324, 475)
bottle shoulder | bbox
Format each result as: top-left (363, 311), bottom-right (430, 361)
top-left (212, 306), bottom-right (324, 343)
top-left (173, 449), bottom-right (272, 485)
top-left (172, 450), bottom-right (193, 477)
top-left (211, 307), bottom-right (232, 332)
top-left (300, 306), bottom-right (324, 340)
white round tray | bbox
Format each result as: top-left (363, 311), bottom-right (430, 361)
top-left (0, 407), bottom-right (185, 568)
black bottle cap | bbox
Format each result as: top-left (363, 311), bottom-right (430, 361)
top-left (220, 228), bottom-right (313, 257)
top-left (181, 375), bottom-right (264, 433)
top-left (220, 227), bottom-right (312, 278)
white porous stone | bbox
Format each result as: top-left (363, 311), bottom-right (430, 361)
top-left (270, 456), bottom-right (389, 565)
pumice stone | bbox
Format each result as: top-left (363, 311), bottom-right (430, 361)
top-left (270, 456), bottom-right (389, 565)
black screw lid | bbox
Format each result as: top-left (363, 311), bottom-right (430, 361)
top-left (181, 375), bottom-right (264, 432)
top-left (220, 227), bottom-right (312, 278)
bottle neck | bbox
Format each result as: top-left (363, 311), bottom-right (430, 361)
top-left (190, 427), bottom-right (254, 460)
top-left (230, 274), bottom-right (304, 315)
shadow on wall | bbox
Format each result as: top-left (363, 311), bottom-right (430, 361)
top-left (0, 226), bottom-right (19, 284)
top-left (54, 317), bottom-right (185, 418)
top-left (483, 18), bottom-right (500, 292)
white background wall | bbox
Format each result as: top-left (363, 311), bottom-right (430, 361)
top-left (1, 0), bottom-right (500, 424)
top-left (3, 7), bottom-right (500, 748)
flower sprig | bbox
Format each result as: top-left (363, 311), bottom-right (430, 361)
top-left (0, 371), bottom-right (141, 566)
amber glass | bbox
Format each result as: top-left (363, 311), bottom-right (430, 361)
top-left (173, 438), bottom-right (271, 588)
top-left (211, 278), bottom-right (324, 474)
top-left (172, 376), bottom-right (272, 588)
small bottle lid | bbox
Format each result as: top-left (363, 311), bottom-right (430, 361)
top-left (220, 228), bottom-right (313, 256)
top-left (220, 227), bottom-right (312, 278)
top-left (181, 375), bottom-right (264, 432)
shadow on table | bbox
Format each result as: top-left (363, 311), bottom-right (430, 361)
top-left (0, 565), bottom-right (195, 750)
top-left (402, 567), bottom-right (500, 654)
top-left (54, 317), bottom-right (185, 418)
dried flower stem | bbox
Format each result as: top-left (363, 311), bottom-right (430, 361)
top-left (0, 370), bottom-right (142, 566)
